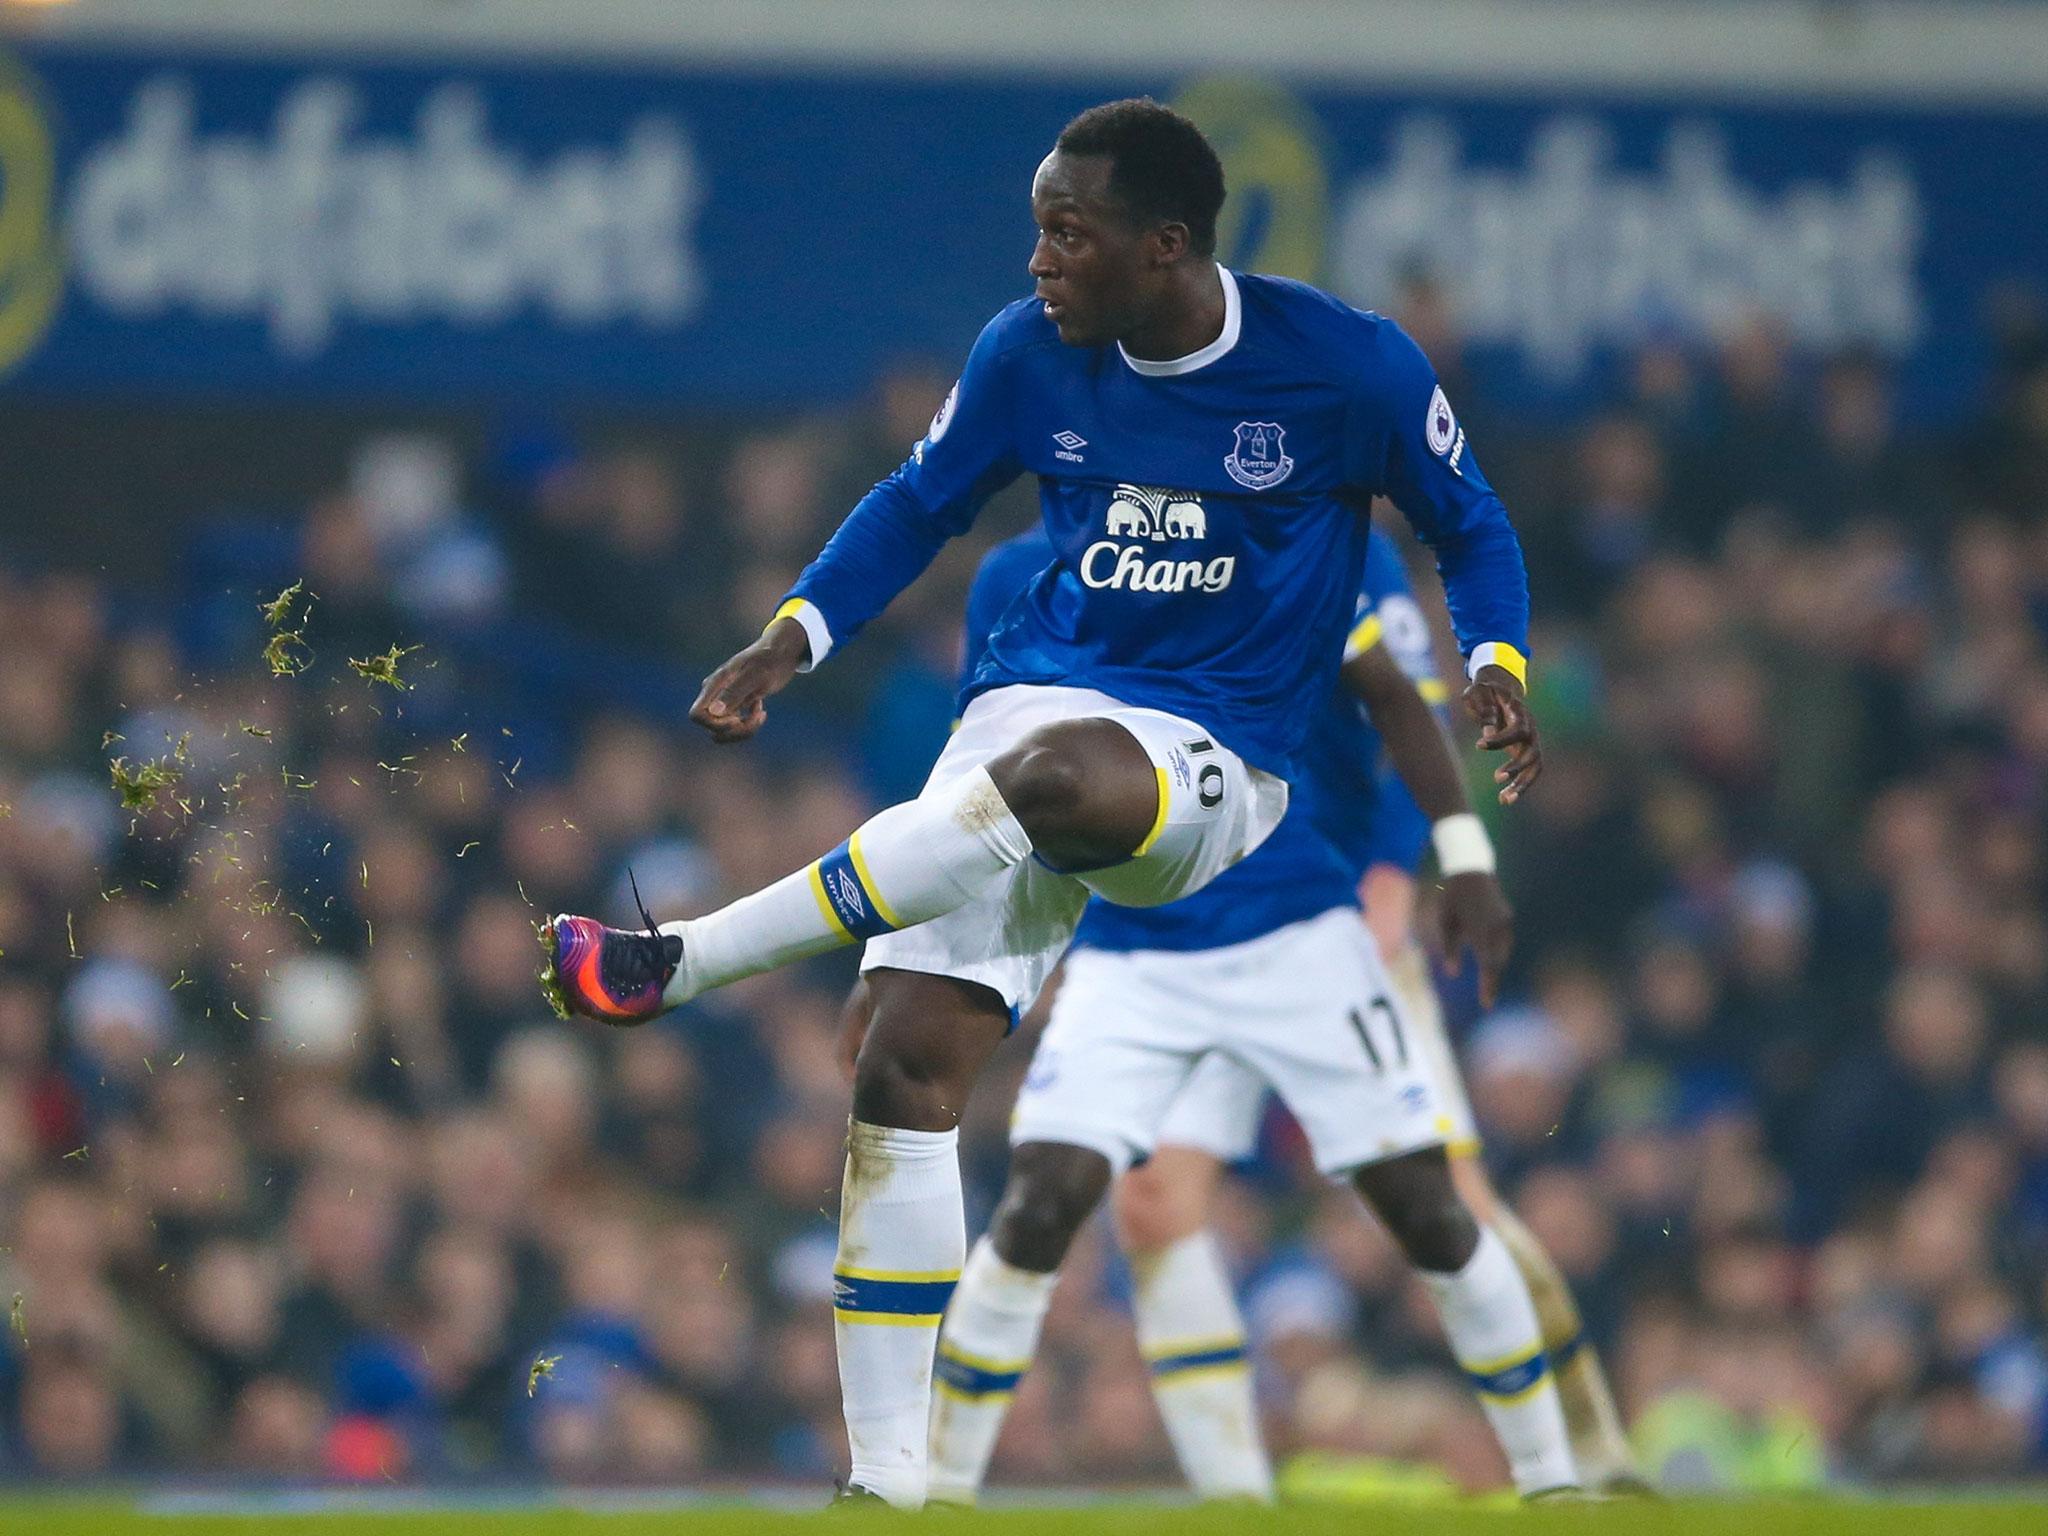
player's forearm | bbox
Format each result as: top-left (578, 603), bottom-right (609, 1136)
top-left (779, 473), bottom-right (958, 665)
top-left (1344, 652), bottom-right (1472, 825)
top-left (1425, 503), bottom-right (1531, 684)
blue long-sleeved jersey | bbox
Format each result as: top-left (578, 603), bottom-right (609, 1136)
top-left (960, 526), bottom-right (1443, 953)
top-left (781, 268), bottom-right (1526, 775)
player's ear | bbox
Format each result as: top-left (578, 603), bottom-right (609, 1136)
top-left (1151, 220), bottom-right (1190, 267)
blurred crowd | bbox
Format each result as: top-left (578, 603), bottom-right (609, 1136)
top-left (1, 281), bottom-right (2046, 1494)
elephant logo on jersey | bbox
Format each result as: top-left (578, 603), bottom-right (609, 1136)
top-left (1104, 484), bottom-right (1207, 541)
top-left (1224, 421), bottom-right (1294, 490)
top-left (1085, 485), bottom-right (1234, 594)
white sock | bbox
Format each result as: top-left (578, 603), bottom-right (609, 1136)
top-left (663, 766), bottom-right (1030, 1003)
top-left (1130, 1231), bottom-right (1273, 1501)
top-left (1418, 1225), bottom-right (1580, 1496)
top-left (834, 1121), bottom-right (966, 1509)
top-left (926, 1237), bottom-right (1059, 1506)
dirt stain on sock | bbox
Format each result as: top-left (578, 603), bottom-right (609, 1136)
top-left (952, 771), bottom-right (1016, 843)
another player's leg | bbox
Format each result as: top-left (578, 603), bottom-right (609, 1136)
top-left (1453, 1160), bottom-right (1639, 1491)
top-left (833, 968), bottom-right (1009, 1509)
top-left (543, 716), bottom-right (1158, 1023)
top-left (1384, 939), bottom-right (1638, 1489)
top-left (927, 1141), bottom-right (1111, 1506)
top-left (1250, 911), bottom-right (1577, 1497)
top-left (1350, 1148), bottom-right (1578, 1498)
top-left (1114, 1146), bottom-right (1273, 1502)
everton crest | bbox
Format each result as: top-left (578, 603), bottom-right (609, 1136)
top-left (1224, 421), bottom-right (1294, 490)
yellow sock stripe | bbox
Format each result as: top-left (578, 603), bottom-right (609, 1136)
top-left (1343, 612), bottom-right (1384, 661)
top-left (937, 1343), bottom-right (1031, 1375)
top-left (806, 861), bottom-right (854, 942)
top-left (832, 1267), bottom-right (959, 1328)
top-left (1141, 1334), bottom-right (1247, 1365)
top-left (845, 830), bottom-right (903, 930)
top-left (1417, 678), bottom-right (1451, 705)
top-left (933, 1377), bottom-right (1016, 1403)
top-left (1149, 1360), bottom-right (1252, 1390)
top-left (1131, 766), bottom-right (1171, 859)
top-left (934, 1343), bottom-right (1029, 1402)
top-left (1462, 1345), bottom-right (1552, 1404)
top-left (1462, 1344), bottom-right (1545, 1377)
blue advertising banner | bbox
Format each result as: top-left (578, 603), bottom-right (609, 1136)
top-left (1, 44), bottom-right (2043, 418)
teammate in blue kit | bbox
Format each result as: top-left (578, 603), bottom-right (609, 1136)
top-left (542, 99), bottom-right (1547, 1506)
top-left (858, 526), bottom-right (1633, 1502)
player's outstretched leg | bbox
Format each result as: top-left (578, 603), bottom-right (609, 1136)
top-left (926, 1141), bottom-right (1111, 1506)
top-left (1350, 1148), bottom-right (1580, 1498)
top-left (541, 720), bottom-right (1158, 1023)
top-left (833, 969), bottom-right (1012, 1509)
top-left (1113, 1150), bottom-right (1272, 1502)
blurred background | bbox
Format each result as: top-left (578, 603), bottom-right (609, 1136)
top-left (1, 0), bottom-right (2046, 1499)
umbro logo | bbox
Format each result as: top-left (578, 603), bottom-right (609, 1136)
top-left (1052, 430), bottom-right (1087, 464)
top-left (831, 869), bottom-right (866, 921)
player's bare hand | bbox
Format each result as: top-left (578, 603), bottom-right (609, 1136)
top-left (1463, 666), bottom-right (1543, 805)
top-left (835, 978), bottom-right (874, 1087)
top-left (690, 619), bottom-right (809, 744)
top-left (1437, 871), bottom-right (1514, 1008)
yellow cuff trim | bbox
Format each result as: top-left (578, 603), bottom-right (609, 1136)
top-left (1467, 642), bottom-right (1528, 688)
top-left (1343, 612), bottom-right (1384, 661)
top-left (846, 831), bottom-right (903, 930)
top-left (770, 597), bottom-right (809, 631)
top-left (1131, 767), bottom-right (1171, 859)
top-left (807, 862), bottom-right (853, 942)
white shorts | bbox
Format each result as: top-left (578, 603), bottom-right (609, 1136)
top-left (860, 684), bottom-right (1288, 1010)
top-left (1144, 936), bottom-right (1482, 1163)
top-left (1384, 940), bottom-right (1480, 1156)
top-left (1011, 906), bottom-right (1453, 1178)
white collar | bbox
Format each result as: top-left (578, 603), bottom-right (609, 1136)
top-left (1118, 266), bottom-right (1241, 377)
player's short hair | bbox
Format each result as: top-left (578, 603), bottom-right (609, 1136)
top-left (1056, 98), bottom-right (1225, 256)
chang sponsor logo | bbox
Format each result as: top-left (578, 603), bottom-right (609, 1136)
top-left (1081, 484), bottom-right (1235, 595)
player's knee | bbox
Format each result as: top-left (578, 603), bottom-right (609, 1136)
top-left (989, 721), bottom-right (1155, 863)
top-left (1392, 1197), bottom-right (1480, 1274)
top-left (990, 1145), bottom-right (1111, 1271)
top-left (1113, 1163), bottom-right (1205, 1255)
top-left (989, 733), bottom-right (1091, 831)
top-left (851, 1041), bottom-right (963, 1131)
top-left (1354, 1149), bottom-right (1479, 1273)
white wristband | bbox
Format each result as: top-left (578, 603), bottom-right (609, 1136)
top-left (1432, 813), bottom-right (1496, 876)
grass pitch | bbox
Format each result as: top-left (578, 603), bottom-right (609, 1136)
top-left (6, 1495), bottom-right (2048, 1536)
